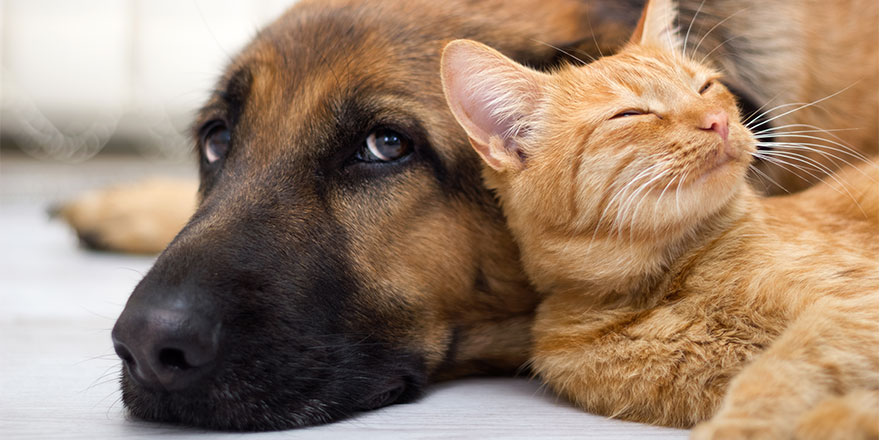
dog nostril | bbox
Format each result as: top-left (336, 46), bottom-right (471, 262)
top-left (112, 302), bottom-right (220, 390)
top-left (114, 343), bottom-right (136, 366)
top-left (158, 348), bottom-right (193, 370)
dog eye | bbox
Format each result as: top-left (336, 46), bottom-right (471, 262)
top-left (610, 109), bottom-right (646, 119)
top-left (699, 80), bottom-right (713, 94)
top-left (201, 121), bottom-right (230, 164)
top-left (358, 129), bottom-right (412, 162)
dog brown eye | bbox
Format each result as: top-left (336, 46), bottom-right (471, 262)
top-left (699, 80), bottom-right (713, 94)
top-left (202, 122), bottom-right (230, 164)
top-left (362, 129), bottom-right (411, 162)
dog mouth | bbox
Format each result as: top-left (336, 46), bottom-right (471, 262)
top-left (119, 364), bottom-right (424, 431)
top-left (355, 378), bottom-right (413, 411)
top-left (113, 302), bottom-right (428, 431)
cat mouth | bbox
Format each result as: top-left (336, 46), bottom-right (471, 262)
top-left (696, 140), bottom-right (745, 183)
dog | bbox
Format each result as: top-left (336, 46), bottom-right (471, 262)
top-left (63, 0), bottom-right (876, 431)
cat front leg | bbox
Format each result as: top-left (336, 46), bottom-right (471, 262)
top-left (691, 297), bottom-right (879, 440)
top-left (531, 290), bottom-right (764, 428)
top-left (793, 389), bottom-right (879, 440)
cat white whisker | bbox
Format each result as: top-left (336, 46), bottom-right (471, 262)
top-left (690, 8), bottom-right (747, 59)
top-left (755, 135), bottom-right (870, 163)
top-left (655, 175), bottom-right (680, 215)
top-left (595, 188), bottom-right (629, 241)
top-left (744, 102), bottom-right (808, 129)
top-left (753, 122), bottom-right (863, 146)
top-left (752, 124), bottom-right (858, 137)
top-left (682, 0), bottom-right (708, 58)
top-left (569, 46), bottom-right (600, 64)
top-left (757, 150), bottom-right (868, 216)
top-left (757, 141), bottom-right (875, 176)
top-left (758, 143), bottom-right (873, 178)
top-left (664, 0), bottom-right (678, 58)
top-left (674, 170), bottom-right (689, 218)
top-left (599, 162), bottom-right (665, 238)
top-left (741, 91), bottom-right (786, 126)
top-left (756, 151), bottom-right (829, 179)
top-left (752, 152), bottom-right (819, 187)
top-left (532, 39), bottom-right (589, 66)
top-left (614, 163), bottom-right (667, 239)
top-left (627, 168), bottom-right (670, 242)
top-left (651, 175), bottom-right (680, 235)
top-left (585, 9), bottom-right (604, 59)
top-left (746, 161), bottom-right (790, 194)
top-left (747, 84), bottom-right (857, 131)
top-left (699, 35), bottom-right (741, 65)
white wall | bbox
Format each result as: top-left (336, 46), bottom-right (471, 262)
top-left (0, 0), bottom-right (296, 161)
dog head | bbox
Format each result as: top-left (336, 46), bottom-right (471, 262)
top-left (110, 0), bottom-right (641, 431)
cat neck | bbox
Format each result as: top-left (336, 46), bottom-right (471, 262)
top-left (516, 185), bottom-right (760, 308)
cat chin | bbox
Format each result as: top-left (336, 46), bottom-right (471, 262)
top-left (695, 157), bottom-right (742, 186)
top-left (693, 173), bottom-right (746, 215)
top-left (663, 163), bottom-right (747, 226)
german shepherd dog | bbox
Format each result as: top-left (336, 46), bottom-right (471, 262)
top-left (73, 0), bottom-right (876, 432)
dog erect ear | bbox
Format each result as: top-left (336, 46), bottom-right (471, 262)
top-left (629, 0), bottom-right (682, 52)
top-left (441, 39), bottom-right (545, 172)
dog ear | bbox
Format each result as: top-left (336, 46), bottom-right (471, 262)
top-left (629, 0), bottom-right (682, 52)
top-left (441, 39), bottom-right (545, 172)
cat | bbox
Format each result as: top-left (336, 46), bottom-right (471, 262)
top-left (440, 0), bottom-right (879, 438)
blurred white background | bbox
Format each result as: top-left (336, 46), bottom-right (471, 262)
top-left (0, 0), bottom-right (296, 162)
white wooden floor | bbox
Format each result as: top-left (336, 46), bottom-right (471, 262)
top-left (0, 151), bottom-right (689, 439)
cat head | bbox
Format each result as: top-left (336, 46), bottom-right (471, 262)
top-left (441, 0), bottom-right (756, 243)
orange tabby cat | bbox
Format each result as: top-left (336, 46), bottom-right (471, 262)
top-left (440, 0), bottom-right (879, 437)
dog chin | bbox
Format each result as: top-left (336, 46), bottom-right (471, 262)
top-left (119, 364), bottom-right (425, 431)
top-left (120, 372), bottom-right (329, 431)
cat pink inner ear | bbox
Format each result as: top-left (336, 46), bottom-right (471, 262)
top-left (441, 40), bottom-right (540, 172)
top-left (630, 0), bottom-right (682, 52)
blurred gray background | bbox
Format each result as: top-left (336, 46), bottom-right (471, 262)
top-left (1, 0), bottom-right (293, 163)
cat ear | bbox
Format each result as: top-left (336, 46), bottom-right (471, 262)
top-left (629, 0), bottom-right (682, 52)
top-left (441, 39), bottom-right (545, 172)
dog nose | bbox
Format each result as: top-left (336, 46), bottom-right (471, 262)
top-left (699, 109), bottom-right (729, 141)
top-left (112, 301), bottom-right (220, 391)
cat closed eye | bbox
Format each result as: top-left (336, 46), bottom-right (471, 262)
top-left (610, 110), bottom-right (646, 119)
top-left (699, 80), bottom-right (714, 94)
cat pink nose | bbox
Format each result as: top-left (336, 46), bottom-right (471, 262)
top-left (699, 110), bottom-right (729, 141)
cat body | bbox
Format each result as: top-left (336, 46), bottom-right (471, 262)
top-left (533, 162), bottom-right (878, 431)
top-left (440, 0), bottom-right (879, 437)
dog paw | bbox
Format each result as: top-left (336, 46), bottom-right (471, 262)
top-left (690, 419), bottom-right (781, 440)
top-left (52, 178), bottom-right (197, 254)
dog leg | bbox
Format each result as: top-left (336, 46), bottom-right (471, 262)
top-left (53, 177), bottom-right (197, 254)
